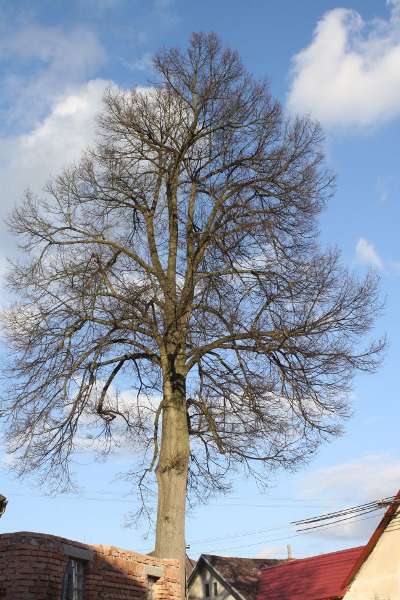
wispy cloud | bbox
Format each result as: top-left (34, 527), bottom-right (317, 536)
top-left (288, 2), bottom-right (400, 127)
top-left (300, 453), bottom-right (400, 540)
top-left (376, 177), bottom-right (391, 206)
top-left (153, 0), bottom-right (174, 12)
top-left (355, 237), bottom-right (400, 275)
top-left (152, 0), bottom-right (178, 24)
top-left (302, 454), bottom-right (400, 503)
top-left (375, 174), bottom-right (400, 206)
top-left (355, 238), bottom-right (384, 270)
top-left (0, 79), bottom-right (109, 207)
top-left (76, 0), bottom-right (127, 14)
top-left (0, 22), bottom-right (105, 129)
top-left (0, 79), bottom-right (111, 274)
top-left (121, 52), bottom-right (153, 73)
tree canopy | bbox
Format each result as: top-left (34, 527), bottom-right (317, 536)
top-left (1, 33), bottom-right (384, 578)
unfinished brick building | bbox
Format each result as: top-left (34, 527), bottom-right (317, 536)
top-left (0, 531), bottom-right (180, 600)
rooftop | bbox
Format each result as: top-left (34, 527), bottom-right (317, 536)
top-left (257, 546), bottom-right (364, 600)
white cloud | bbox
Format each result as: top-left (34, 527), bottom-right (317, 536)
top-left (355, 238), bottom-right (384, 269)
top-left (0, 78), bottom-right (112, 276)
top-left (0, 79), bottom-right (109, 196)
top-left (0, 382), bottom-right (161, 468)
top-left (303, 453), bottom-right (400, 503)
top-left (287, 3), bottom-right (400, 127)
top-left (0, 22), bottom-right (105, 127)
top-left (389, 0), bottom-right (400, 16)
top-left (70, 383), bottom-right (160, 462)
top-left (122, 52), bottom-right (153, 72)
top-left (300, 454), bottom-right (400, 540)
top-left (152, 0), bottom-right (178, 24)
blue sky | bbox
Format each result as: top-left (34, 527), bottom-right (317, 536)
top-left (0, 0), bottom-right (400, 561)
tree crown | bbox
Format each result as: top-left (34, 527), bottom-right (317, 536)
top-left (1, 33), bottom-right (384, 502)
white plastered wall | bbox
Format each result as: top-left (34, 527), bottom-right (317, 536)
top-left (344, 507), bottom-right (400, 600)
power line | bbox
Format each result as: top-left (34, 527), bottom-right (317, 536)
top-left (203, 502), bottom-right (338, 509)
top-left (3, 490), bottom-right (356, 512)
top-left (206, 512), bottom-right (383, 554)
top-left (296, 506), bottom-right (383, 533)
top-left (188, 522), bottom-right (291, 546)
top-left (7, 491), bottom-right (135, 504)
top-left (4, 487), bottom-right (394, 556)
top-left (4, 486), bottom-right (363, 505)
top-left (292, 496), bottom-right (395, 527)
top-left (291, 496), bottom-right (395, 535)
top-left (190, 496), bottom-right (392, 548)
top-left (190, 496), bottom-right (395, 553)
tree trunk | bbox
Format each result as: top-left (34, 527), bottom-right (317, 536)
top-left (154, 371), bottom-right (190, 599)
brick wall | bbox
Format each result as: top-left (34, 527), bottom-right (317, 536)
top-left (0, 531), bottom-right (181, 600)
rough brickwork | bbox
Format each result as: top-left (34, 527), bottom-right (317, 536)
top-left (0, 531), bottom-right (181, 600)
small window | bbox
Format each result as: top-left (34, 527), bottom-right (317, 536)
top-left (205, 583), bottom-right (210, 598)
top-left (213, 582), bottom-right (218, 596)
top-left (61, 559), bottom-right (85, 600)
top-left (148, 575), bottom-right (159, 600)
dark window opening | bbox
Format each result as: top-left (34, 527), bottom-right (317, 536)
top-left (148, 575), bottom-right (160, 600)
top-left (213, 582), bottom-right (218, 596)
top-left (205, 583), bottom-right (210, 598)
top-left (61, 559), bottom-right (85, 600)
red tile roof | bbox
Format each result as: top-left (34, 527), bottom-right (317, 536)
top-left (257, 546), bottom-right (364, 600)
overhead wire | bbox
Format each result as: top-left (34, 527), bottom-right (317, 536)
top-left (188, 495), bottom-right (397, 553)
top-left (4, 487), bottom-right (397, 556)
top-left (295, 506), bottom-right (384, 533)
top-left (188, 522), bottom-right (291, 546)
top-left (205, 512), bottom-right (385, 554)
top-left (4, 488), bottom-right (356, 507)
top-left (292, 496), bottom-right (395, 527)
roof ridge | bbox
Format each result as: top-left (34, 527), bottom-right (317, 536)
top-left (257, 545), bottom-right (365, 571)
top-left (203, 554), bottom-right (283, 561)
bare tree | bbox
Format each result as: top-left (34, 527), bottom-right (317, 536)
top-left (1, 32), bottom-right (383, 591)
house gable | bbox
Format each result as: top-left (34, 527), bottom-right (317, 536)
top-left (188, 554), bottom-right (283, 600)
top-left (342, 492), bottom-right (400, 600)
top-left (188, 556), bottom-right (241, 600)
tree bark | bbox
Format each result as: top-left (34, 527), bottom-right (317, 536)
top-left (154, 369), bottom-right (190, 598)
